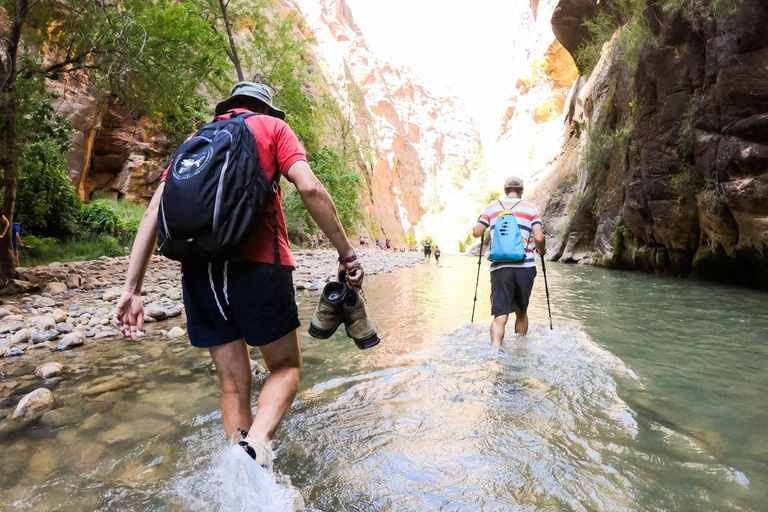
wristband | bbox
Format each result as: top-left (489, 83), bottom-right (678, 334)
top-left (338, 253), bottom-right (358, 264)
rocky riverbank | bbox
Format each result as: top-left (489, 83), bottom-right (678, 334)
top-left (0, 249), bottom-right (420, 422)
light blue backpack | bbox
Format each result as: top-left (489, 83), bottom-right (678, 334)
top-left (489, 200), bottom-right (527, 263)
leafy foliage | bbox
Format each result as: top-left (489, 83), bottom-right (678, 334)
top-left (698, 180), bottom-right (728, 215)
top-left (283, 147), bottom-right (364, 239)
top-left (612, 214), bottom-right (630, 265)
top-left (670, 165), bottom-right (698, 198)
top-left (79, 202), bottom-right (125, 238)
top-left (15, 140), bottom-right (82, 236)
top-left (574, 0), bottom-right (654, 74)
top-left (584, 126), bottom-right (614, 179)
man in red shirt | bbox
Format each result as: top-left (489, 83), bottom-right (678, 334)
top-left (113, 82), bottom-right (364, 467)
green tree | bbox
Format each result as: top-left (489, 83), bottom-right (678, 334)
top-left (283, 147), bottom-right (364, 238)
top-left (0, 0), bottom-right (231, 280)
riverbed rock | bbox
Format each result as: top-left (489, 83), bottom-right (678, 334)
top-left (167, 326), bottom-right (186, 338)
top-left (145, 303), bottom-right (168, 321)
top-left (12, 388), bottom-right (55, 420)
top-left (51, 309), bottom-right (68, 324)
top-left (65, 274), bottom-right (82, 289)
top-left (56, 322), bottom-right (74, 334)
top-left (0, 323), bottom-right (22, 334)
top-left (31, 330), bottom-right (59, 344)
top-left (59, 331), bottom-right (85, 348)
top-left (33, 296), bottom-right (56, 308)
top-left (31, 315), bottom-right (56, 331)
top-left (1, 280), bottom-right (39, 295)
top-left (164, 287), bottom-right (182, 301)
top-left (102, 288), bottom-right (121, 302)
top-left (11, 329), bottom-right (31, 344)
top-left (43, 282), bottom-right (68, 296)
top-left (35, 362), bottom-right (64, 379)
top-left (83, 378), bottom-right (132, 396)
top-left (161, 303), bottom-right (182, 318)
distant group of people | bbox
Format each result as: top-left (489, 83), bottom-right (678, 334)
top-left (422, 239), bottom-right (441, 264)
top-left (309, 233), bottom-right (326, 249)
top-left (358, 234), bottom-right (408, 253)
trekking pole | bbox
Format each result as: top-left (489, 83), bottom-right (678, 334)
top-left (471, 231), bottom-right (485, 323)
top-left (540, 253), bottom-right (553, 330)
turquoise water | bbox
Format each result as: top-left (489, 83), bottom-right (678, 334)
top-left (0, 256), bottom-right (766, 510)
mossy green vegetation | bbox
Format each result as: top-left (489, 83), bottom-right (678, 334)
top-left (574, 0), bottom-right (655, 75)
top-left (584, 126), bottom-right (614, 179)
top-left (612, 214), bottom-right (631, 265)
top-left (676, 92), bottom-right (700, 157)
top-left (670, 165), bottom-right (698, 198)
top-left (569, 192), bottom-right (587, 215)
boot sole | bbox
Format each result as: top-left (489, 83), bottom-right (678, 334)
top-left (308, 322), bottom-right (342, 339)
top-left (353, 331), bottom-right (380, 350)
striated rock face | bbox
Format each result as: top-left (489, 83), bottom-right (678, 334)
top-left (487, 0), bottom-right (578, 201)
top-left (288, 0), bottom-right (481, 242)
top-left (540, 0), bottom-right (768, 288)
top-left (48, 0), bottom-right (480, 245)
top-left (49, 77), bottom-right (168, 203)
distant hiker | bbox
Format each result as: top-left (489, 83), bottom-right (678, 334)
top-left (434, 245), bottom-right (441, 264)
top-left (385, 238), bottom-right (391, 250)
top-left (113, 81), bottom-right (365, 469)
top-left (376, 239), bottom-right (383, 250)
top-left (11, 220), bottom-right (22, 267)
top-left (359, 235), bottom-right (365, 248)
top-left (473, 176), bottom-right (545, 347)
top-left (424, 239), bottom-right (432, 262)
top-left (310, 233), bottom-right (318, 249)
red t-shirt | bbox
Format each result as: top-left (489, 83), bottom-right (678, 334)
top-left (161, 109), bottom-right (305, 268)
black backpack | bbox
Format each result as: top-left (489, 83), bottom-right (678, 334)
top-left (157, 112), bottom-right (279, 262)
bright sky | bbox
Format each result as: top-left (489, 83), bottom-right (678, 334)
top-left (344, 0), bottom-right (525, 146)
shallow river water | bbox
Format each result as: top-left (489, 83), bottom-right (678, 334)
top-left (1, 256), bottom-right (766, 511)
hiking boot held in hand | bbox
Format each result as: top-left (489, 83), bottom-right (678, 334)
top-left (342, 288), bottom-right (380, 350)
top-left (308, 281), bottom-right (347, 339)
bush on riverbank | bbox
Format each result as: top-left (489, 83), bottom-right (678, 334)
top-left (19, 198), bottom-right (145, 266)
top-left (21, 234), bottom-right (126, 267)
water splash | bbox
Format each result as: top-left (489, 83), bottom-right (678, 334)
top-left (174, 443), bottom-right (305, 511)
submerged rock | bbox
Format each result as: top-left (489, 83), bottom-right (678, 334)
top-left (35, 362), bottom-right (64, 379)
top-left (12, 388), bottom-right (55, 420)
top-left (167, 326), bottom-right (186, 338)
top-left (83, 378), bottom-right (132, 397)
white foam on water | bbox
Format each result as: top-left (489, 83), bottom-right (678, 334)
top-left (173, 444), bottom-right (305, 512)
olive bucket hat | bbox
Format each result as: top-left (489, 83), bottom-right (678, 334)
top-left (214, 81), bottom-right (286, 120)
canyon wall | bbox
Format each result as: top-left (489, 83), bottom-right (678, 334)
top-left (50, 0), bottom-right (481, 245)
top-left (531, 0), bottom-right (768, 288)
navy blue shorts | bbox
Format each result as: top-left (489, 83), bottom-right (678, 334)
top-left (490, 266), bottom-right (537, 316)
top-left (181, 261), bottom-right (300, 348)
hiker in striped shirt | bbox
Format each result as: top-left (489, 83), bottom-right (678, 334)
top-left (472, 176), bottom-right (546, 347)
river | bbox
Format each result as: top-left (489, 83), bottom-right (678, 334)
top-left (1, 256), bottom-right (766, 511)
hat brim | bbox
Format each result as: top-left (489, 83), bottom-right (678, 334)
top-left (214, 94), bottom-right (286, 120)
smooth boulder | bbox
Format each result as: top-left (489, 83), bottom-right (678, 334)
top-left (12, 388), bottom-right (56, 420)
top-left (43, 282), bottom-right (68, 295)
top-left (35, 362), bottom-right (64, 379)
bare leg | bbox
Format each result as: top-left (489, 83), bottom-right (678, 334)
top-left (491, 314), bottom-right (508, 348)
top-left (514, 308), bottom-right (529, 335)
top-left (209, 339), bottom-right (254, 439)
top-left (248, 329), bottom-right (302, 444)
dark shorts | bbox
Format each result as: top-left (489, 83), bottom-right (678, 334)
top-left (490, 266), bottom-right (537, 316)
top-left (181, 261), bottom-right (300, 348)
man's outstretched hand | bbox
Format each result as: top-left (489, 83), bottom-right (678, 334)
top-left (113, 292), bottom-right (144, 342)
